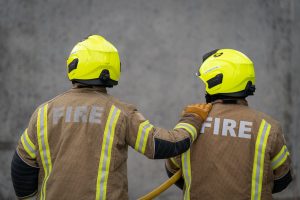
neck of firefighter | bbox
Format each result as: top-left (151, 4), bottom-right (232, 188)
top-left (206, 93), bottom-right (248, 105)
top-left (72, 82), bottom-right (107, 91)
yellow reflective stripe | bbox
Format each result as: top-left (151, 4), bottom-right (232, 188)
top-left (37, 106), bottom-right (46, 200)
top-left (170, 157), bottom-right (180, 168)
top-left (96, 105), bottom-right (121, 200)
top-left (37, 104), bottom-right (52, 200)
top-left (271, 145), bottom-right (289, 170)
top-left (174, 123), bottom-right (197, 141)
top-left (182, 149), bottom-right (192, 200)
top-left (251, 120), bottom-right (271, 200)
top-left (135, 121), bottom-right (149, 151)
top-left (141, 124), bottom-right (153, 154)
top-left (24, 129), bottom-right (36, 150)
top-left (134, 120), bottom-right (154, 154)
top-left (43, 104), bottom-right (52, 200)
top-left (21, 129), bottom-right (36, 159)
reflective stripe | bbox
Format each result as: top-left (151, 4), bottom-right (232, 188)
top-left (271, 145), bottom-right (289, 170)
top-left (134, 120), bottom-right (154, 154)
top-left (251, 120), bottom-right (271, 200)
top-left (174, 123), bottom-right (197, 141)
top-left (96, 105), bottom-right (121, 200)
top-left (182, 149), bottom-right (192, 200)
top-left (21, 129), bottom-right (36, 159)
top-left (170, 157), bottom-right (180, 168)
top-left (37, 104), bottom-right (52, 200)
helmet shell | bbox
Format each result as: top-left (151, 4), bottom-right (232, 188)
top-left (198, 49), bottom-right (255, 95)
top-left (66, 35), bottom-right (121, 85)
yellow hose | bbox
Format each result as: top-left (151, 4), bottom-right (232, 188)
top-left (138, 169), bottom-right (182, 200)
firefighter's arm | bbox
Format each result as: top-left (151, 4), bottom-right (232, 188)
top-left (125, 103), bottom-right (211, 159)
top-left (270, 124), bottom-right (292, 194)
top-left (11, 110), bottom-right (39, 199)
top-left (165, 156), bottom-right (184, 189)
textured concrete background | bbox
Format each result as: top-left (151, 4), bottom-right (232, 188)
top-left (0, 0), bottom-right (299, 199)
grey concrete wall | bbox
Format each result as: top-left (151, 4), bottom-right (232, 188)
top-left (0, 0), bottom-right (299, 199)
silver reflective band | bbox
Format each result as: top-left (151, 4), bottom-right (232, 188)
top-left (96, 105), bottom-right (121, 200)
top-left (137, 123), bottom-right (152, 153)
top-left (174, 123), bottom-right (197, 141)
top-left (134, 120), bottom-right (154, 154)
top-left (254, 123), bottom-right (268, 200)
top-left (37, 104), bottom-right (52, 200)
top-left (40, 106), bottom-right (50, 173)
top-left (22, 134), bottom-right (36, 153)
top-left (99, 107), bottom-right (118, 198)
top-left (271, 145), bottom-right (289, 170)
top-left (251, 120), bottom-right (271, 200)
top-left (21, 131), bottom-right (36, 158)
top-left (40, 106), bottom-right (48, 200)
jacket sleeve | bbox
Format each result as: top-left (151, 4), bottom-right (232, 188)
top-left (270, 124), bottom-right (292, 193)
top-left (125, 106), bottom-right (203, 159)
top-left (12, 110), bottom-right (39, 199)
top-left (11, 151), bottom-right (39, 199)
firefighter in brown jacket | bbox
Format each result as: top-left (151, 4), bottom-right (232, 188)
top-left (166, 49), bottom-right (293, 200)
top-left (10, 35), bottom-right (212, 200)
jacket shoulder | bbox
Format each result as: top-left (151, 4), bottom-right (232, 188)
top-left (247, 107), bottom-right (281, 129)
top-left (39, 89), bottom-right (73, 106)
top-left (109, 96), bottom-right (137, 115)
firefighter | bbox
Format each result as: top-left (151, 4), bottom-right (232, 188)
top-left (10, 35), bottom-right (212, 200)
top-left (166, 49), bottom-right (293, 200)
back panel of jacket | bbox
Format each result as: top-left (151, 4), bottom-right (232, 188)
top-left (189, 102), bottom-right (278, 200)
top-left (36, 87), bottom-right (129, 200)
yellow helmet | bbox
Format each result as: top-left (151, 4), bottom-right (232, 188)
top-left (66, 35), bottom-right (121, 87)
top-left (197, 49), bottom-right (256, 98)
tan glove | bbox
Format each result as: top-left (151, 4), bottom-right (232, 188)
top-left (182, 103), bottom-right (212, 120)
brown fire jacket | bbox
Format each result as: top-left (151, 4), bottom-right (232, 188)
top-left (15, 86), bottom-right (204, 200)
top-left (166, 100), bottom-right (292, 200)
